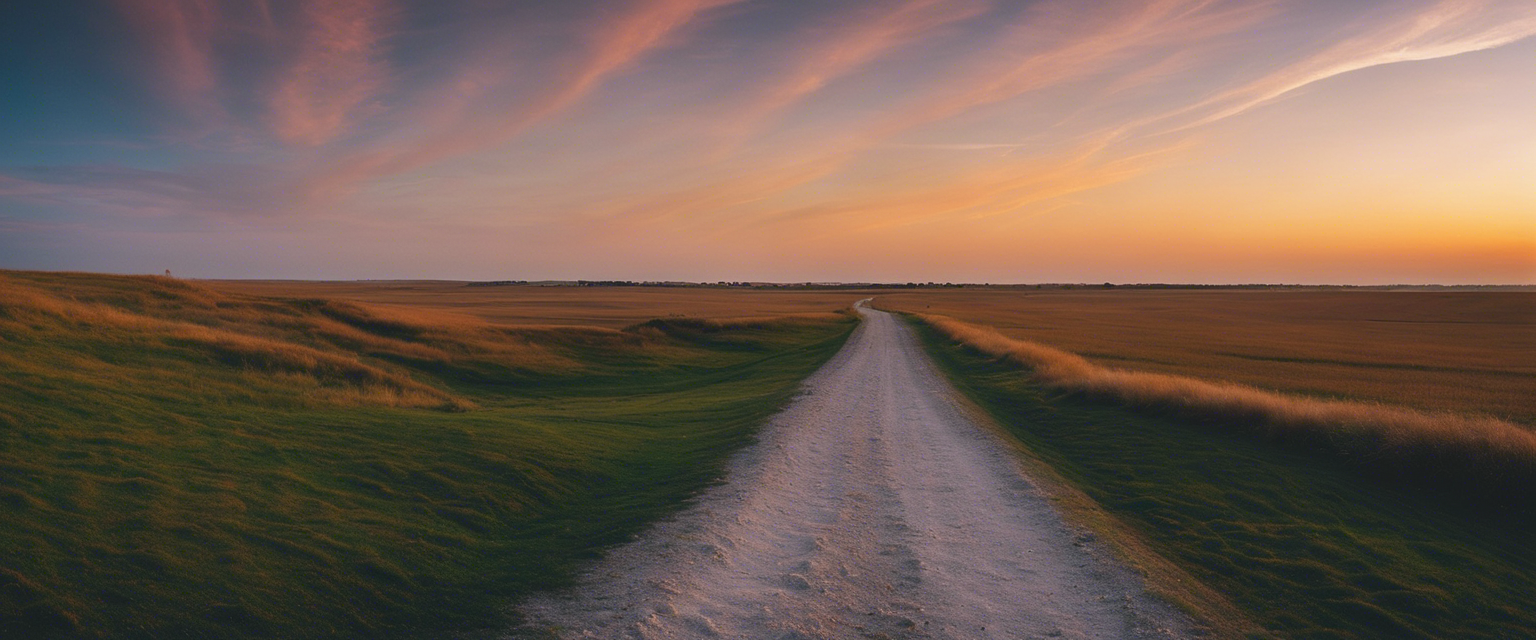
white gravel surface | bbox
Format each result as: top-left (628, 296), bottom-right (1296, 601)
top-left (512, 302), bottom-right (1197, 639)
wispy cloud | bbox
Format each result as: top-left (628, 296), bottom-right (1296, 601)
top-left (305, 0), bottom-right (744, 199)
top-left (864, 0), bottom-right (1271, 140)
top-left (110, 0), bottom-right (222, 117)
top-left (0, 165), bottom-right (295, 218)
top-left (577, 0), bottom-right (1262, 230)
top-left (757, 132), bottom-right (1193, 233)
top-left (885, 142), bottom-right (1032, 151)
top-left (1178, 0), bottom-right (1536, 129)
top-left (13, 0), bottom-right (1536, 283)
top-left (109, 0), bottom-right (398, 142)
top-left (267, 0), bottom-right (396, 145)
top-left (714, 0), bottom-right (989, 142)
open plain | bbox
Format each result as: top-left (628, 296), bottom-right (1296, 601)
top-left (3, 274), bottom-right (1532, 639)
top-left (874, 288), bottom-right (1535, 422)
top-left (8, 2), bottom-right (1534, 638)
top-left (204, 280), bottom-right (873, 329)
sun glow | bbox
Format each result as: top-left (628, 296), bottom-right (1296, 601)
top-left (1, 0), bottom-right (1532, 283)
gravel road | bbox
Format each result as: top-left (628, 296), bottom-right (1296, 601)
top-left (513, 303), bottom-right (1196, 639)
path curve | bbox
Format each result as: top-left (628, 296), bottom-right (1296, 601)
top-left (513, 302), bottom-right (1196, 639)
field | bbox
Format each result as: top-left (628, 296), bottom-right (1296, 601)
top-left (0, 271), bottom-right (856, 639)
top-left (6, 275), bottom-right (1532, 639)
top-left (890, 289), bottom-right (1536, 639)
top-left (874, 288), bottom-right (1534, 423)
top-left (205, 280), bottom-right (869, 329)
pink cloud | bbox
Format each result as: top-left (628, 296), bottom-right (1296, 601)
top-left (267, 0), bottom-right (396, 146)
top-left (1177, 0), bottom-right (1536, 130)
top-left (864, 0), bottom-right (1271, 141)
top-left (572, 0), bottom-right (1264, 230)
top-left (110, 0), bottom-right (222, 114)
top-left (304, 0), bottom-right (743, 200)
top-left (714, 0), bottom-right (990, 141)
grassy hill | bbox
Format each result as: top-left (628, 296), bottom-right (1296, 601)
top-left (0, 271), bottom-right (856, 639)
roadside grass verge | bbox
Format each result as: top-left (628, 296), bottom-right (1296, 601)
top-left (907, 315), bottom-right (1535, 640)
top-left (0, 271), bottom-right (857, 639)
top-left (909, 314), bottom-right (1536, 511)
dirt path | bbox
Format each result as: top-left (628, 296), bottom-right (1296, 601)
top-left (513, 303), bottom-right (1196, 639)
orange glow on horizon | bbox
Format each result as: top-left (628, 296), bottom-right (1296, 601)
top-left (3, 0), bottom-right (1533, 283)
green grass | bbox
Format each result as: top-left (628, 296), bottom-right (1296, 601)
top-left (907, 316), bottom-right (1535, 640)
top-left (0, 272), bottom-right (856, 639)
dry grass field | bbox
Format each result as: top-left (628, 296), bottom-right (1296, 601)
top-left (874, 288), bottom-right (1534, 424)
top-left (0, 271), bottom-right (859, 638)
top-left (7, 274), bottom-right (1530, 639)
top-left (909, 312), bottom-right (1536, 505)
top-left (206, 280), bottom-right (868, 329)
top-left (891, 290), bottom-right (1536, 639)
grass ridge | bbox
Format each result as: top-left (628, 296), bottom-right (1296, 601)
top-left (0, 270), bottom-right (857, 639)
top-left (906, 312), bottom-right (1536, 511)
top-left (905, 314), bottom-right (1535, 640)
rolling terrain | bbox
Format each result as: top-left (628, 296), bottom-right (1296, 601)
top-left (0, 271), bottom-right (855, 638)
top-left (4, 274), bottom-right (1530, 639)
top-left (204, 280), bottom-right (871, 329)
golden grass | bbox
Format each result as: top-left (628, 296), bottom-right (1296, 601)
top-left (916, 313), bottom-right (1536, 501)
top-left (0, 270), bottom-right (864, 639)
top-left (0, 273), bottom-right (605, 410)
top-left (1, 300), bottom-right (458, 410)
top-left (874, 288), bottom-right (1536, 424)
top-left (167, 324), bottom-right (462, 409)
top-left (204, 280), bottom-right (869, 328)
top-left (0, 272), bottom-right (870, 413)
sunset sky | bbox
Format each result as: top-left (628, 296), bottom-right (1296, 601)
top-left (2, 0), bottom-right (1533, 283)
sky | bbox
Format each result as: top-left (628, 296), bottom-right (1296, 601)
top-left (1, 0), bottom-right (1533, 284)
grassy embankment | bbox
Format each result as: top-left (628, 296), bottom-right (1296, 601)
top-left (893, 300), bottom-right (1535, 640)
top-left (0, 271), bottom-right (856, 639)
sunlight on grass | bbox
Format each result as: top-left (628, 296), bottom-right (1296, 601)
top-left (910, 317), bottom-right (1535, 640)
top-left (875, 289), bottom-right (1536, 423)
top-left (0, 271), bottom-right (856, 639)
top-left (899, 310), bottom-right (1536, 508)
